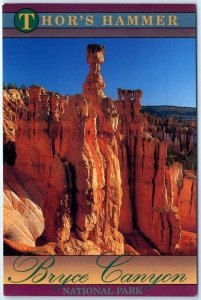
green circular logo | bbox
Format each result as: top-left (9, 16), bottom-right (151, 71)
top-left (14, 8), bottom-right (39, 33)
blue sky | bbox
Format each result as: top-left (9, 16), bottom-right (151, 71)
top-left (3, 38), bottom-right (196, 107)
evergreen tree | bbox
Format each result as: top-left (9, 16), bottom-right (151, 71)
top-left (20, 84), bottom-right (26, 89)
top-left (7, 82), bottom-right (17, 89)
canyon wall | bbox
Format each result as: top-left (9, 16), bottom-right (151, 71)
top-left (115, 95), bottom-right (181, 255)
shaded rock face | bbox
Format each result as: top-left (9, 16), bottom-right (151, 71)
top-left (3, 45), bottom-right (196, 255)
top-left (165, 165), bottom-right (197, 255)
top-left (3, 89), bottom-right (28, 165)
top-left (178, 170), bottom-right (196, 234)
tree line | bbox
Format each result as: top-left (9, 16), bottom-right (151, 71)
top-left (3, 82), bottom-right (39, 90)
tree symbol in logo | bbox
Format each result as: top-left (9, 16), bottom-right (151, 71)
top-left (14, 9), bottom-right (39, 32)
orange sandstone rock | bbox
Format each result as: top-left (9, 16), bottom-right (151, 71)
top-left (178, 170), bottom-right (196, 233)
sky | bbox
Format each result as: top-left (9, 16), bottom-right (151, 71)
top-left (3, 37), bottom-right (196, 107)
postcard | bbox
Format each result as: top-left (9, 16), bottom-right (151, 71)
top-left (3, 3), bottom-right (197, 296)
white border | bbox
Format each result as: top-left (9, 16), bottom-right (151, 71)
top-left (0, 1), bottom-right (200, 300)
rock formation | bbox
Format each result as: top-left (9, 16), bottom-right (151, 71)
top-left (4, 166), bottom-right (44, 247)
top-left (178, 170), bottom-right (196, 233)
top-left (83, 44), bottom-right (106, 99)
top-left (178, 171), bottom-right (196, 254)
top-left (144, 114), bottom-right (197, 170)
top-left (3, 44), bottom-right (197, 255)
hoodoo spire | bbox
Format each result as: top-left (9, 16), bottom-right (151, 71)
top-left (83, 44), bottom-right (106, 99)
